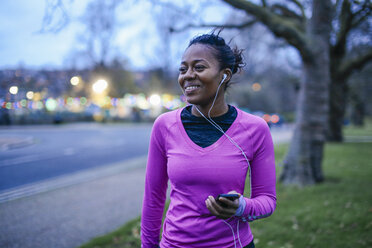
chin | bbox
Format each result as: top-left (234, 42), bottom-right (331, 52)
top-left (185, 96), bottom-right (200, 105)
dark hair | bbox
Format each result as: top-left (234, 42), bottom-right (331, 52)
top-left (188, 31), bottom-right (245, 77)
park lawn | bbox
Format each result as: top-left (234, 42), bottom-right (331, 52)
top-left (343, 117), bottom-right (372, 137)
top-left (80, 139), bottom-right (372, 248)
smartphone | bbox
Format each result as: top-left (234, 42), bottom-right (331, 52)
top-left (215, 193), bottom-right (240, 207)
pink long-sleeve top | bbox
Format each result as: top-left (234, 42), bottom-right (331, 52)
top-left (141, 107), bottom-right (276, 248)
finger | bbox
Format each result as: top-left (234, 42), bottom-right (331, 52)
top-left (218, 197), bottom-right (239, 209)
top-left (208, 196), bottom-right (224, 212)
top-left (227, 190), bottom-right (240, 196)
top-left (209, 196), bottom-right (235, 218)
top-left (205, 198), bottom-right (220, 216)
top-left (207, 197), bottom-right (232, 219)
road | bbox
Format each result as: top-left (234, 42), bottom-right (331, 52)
top-left (0, 123), bottom-right (152, 191)
top-left (0, 122), bottom-right (293, 248)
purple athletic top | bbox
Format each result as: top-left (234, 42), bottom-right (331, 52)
top-left (141, 107), bottom-right (276, 248)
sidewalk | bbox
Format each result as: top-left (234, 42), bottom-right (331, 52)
top-left (0, 156), bottom-right (148, 248)
top-left (0, 127), bottom-right (294, 248)
top-left (0, 136), bottom-right (35, 151)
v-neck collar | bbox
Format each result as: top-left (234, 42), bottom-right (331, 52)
top-left (176, 106), bottom-right (241, 152)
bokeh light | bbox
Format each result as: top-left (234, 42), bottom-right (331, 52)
top-left (271, 114), bottom-right (280, 124)
top-left (149, 94), bottom-right (161, 106)
top-left (45, 98), bottom-right (57, 111)
top-left (92, 79), bottom-right (108, 93)
top-left (252, 83), bottom-right (262, 92)
top-left (70, 76), bottom-right (80, 86)
top-left (26, 91), bottom-right (34, 100)
top-left (9, 86), bottom-right (19, 95)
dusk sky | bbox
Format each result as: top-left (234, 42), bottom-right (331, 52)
top-left (0, 0), bottom-right (86, 69)
top-left (0, 1), bottom-right (230, 71)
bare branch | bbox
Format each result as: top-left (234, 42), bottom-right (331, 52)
top-left (38, 0), bottom-right (70, 33)
top-left (333, 0), bottom-right (371, 56)
top-left (169, 20), bottom-right (257, 33)
top-left (222, 0), bottom-right (311, 61)
top-left (333, 0), bottom-right (353, 55)
top-left (351, 1), bottom-right (372, 28)
top-left (270, 3), bottom-right (304, 22)
top-left (338, 47), bottom-right (372, 77)
top-left (287, 0), bottom-right (306, 18)
top-left (261, 0), bottom-right (267, 7)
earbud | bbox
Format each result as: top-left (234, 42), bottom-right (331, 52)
top-left (221, 74), bottom-right (227, 84)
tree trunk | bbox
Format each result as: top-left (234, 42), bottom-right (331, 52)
top-left (280, 0), bottom-right (332, 185)
top-left (350, 90), bottom-right (365, 126)
top-left (327, 79), bottom-right (348, 142)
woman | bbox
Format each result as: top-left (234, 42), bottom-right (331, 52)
top-left (141, 32), bottom-right (276, 248)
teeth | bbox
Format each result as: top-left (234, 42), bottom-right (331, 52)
top-left (185, 86), bottom-right (199, 90)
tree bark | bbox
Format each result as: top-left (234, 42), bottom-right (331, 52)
top-left (326, 0), bottom-right (372, 141)
top-left (327, 78), bottom-right (348, 141)
top-left (280, 0), bottom-right (332, 185)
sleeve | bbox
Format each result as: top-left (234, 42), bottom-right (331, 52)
top-left (240, 119), bottom-right (277, 222)
top-left (141, 117), bottom-right (169, 247)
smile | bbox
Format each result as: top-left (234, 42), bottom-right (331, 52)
top-left (185, 86), bottom-right (200, 91)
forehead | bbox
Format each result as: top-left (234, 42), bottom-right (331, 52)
top-left (181, 44), bottom-right (218, 64)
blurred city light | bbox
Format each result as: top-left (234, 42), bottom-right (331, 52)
top-left (70, 76), bottom-right (80, 86)
top-left (149, 94), bottom-right (161, 106)
top-left (45, 98), bottom-right (58, 111)
top-left (2, 90), bottom-right (186, 123)
top-left (33, 92), bottom-right (41, 101)
top-left (92, 79), bottom-right (108, 93)
top-left (26, 91), bottom-right (34, 100)
top-left (271, 114), bottom-right (280, 124)
top-left (9, 86), bottom-right (19, 95)
top-left (263, 114), bottom-right (271, 122)
top-left (252, 83), bottom-right (262, 92)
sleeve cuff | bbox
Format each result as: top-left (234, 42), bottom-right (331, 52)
top-left (234, 195), bottom-right (246, 216)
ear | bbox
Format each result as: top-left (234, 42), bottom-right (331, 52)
top-left (221, 69), bottom-right (232, 83)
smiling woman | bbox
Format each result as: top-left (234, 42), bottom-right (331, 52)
top-left (141, 30), bottom-right (276, 248)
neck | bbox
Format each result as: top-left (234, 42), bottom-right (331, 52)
top-left (191, 100), bottom-right (228, 118)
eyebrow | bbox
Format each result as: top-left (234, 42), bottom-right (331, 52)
top-left (180, 59), bottom-right (207, 64)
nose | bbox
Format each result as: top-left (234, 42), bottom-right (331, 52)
top-left (183, 67), bottom-right (196, 81)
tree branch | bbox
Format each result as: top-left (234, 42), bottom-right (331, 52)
top-left (351, 1), bottom-right (372, 28)
top-left (38, 0), bottom-right (70, 33)
top-left (338, 48), bottom-right (372, 77)
top-left (222, 0), bottom-right (311, 61)
top-left (169, 20), bottom-right (257, 33)
top-left (332, 0), bottom-right (371, 56)
top-left (332, 0), bottom-right (353, 56)
top-left (287, 0), bottom-right (306, 18)
top-left (270, 3), bottom-right (304, 23)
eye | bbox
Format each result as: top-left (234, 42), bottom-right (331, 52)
top-left (194, 65), bottom-right (205, 72)
top-left (179, 66), bottom-right (187, 73)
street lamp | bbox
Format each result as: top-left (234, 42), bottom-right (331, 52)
top-left (149, 94), bottom-right (161, 106)
top-left (70, 76), bottom-right (80, 86)
top-left (9, 86), bottom-right (18, 95)
top-left (26, 91), bottom-right (34, 100)
top-left (92, 79), bottom-right (108, 94)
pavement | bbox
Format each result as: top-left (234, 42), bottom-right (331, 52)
top-left (0, 136), bottom-right (35, 151)
top-left (0, 156), bottom-right (148, 248)
top-left (0, 125), bottom-right (294, 248)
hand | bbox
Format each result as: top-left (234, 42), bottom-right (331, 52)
top-left (205, 190), bottom-right (240, 219)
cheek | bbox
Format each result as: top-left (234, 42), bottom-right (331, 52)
top-left (177, 75), bottom-right (183, 86)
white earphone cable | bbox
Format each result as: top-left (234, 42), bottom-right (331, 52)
top-left (191, 75), bottom-right (251, 248)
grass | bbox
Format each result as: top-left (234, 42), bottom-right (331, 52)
top-left (80, 125), bottom-right (372, 248)
top-left (343, 117), bottom-right (372, 137)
